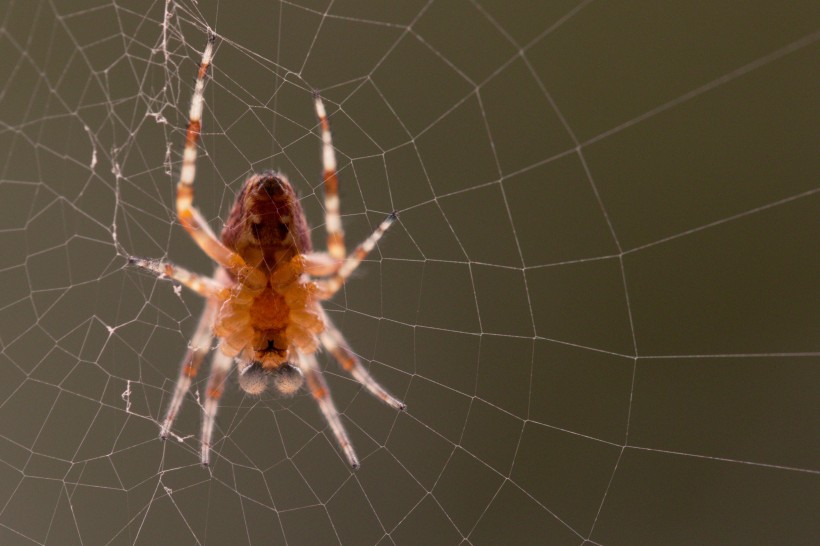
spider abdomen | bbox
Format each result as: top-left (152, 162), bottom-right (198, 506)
top-left (249, 289), bottom-right (289, 331)
top-left (213, 292), bottom-right (256, 358)
top-left (213, 258), bottom-right (324, 368)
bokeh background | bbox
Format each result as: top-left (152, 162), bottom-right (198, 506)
top-left (0, 1), bottom-right (818, 544)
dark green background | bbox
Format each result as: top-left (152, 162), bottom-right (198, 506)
top-left (0, 1), bottom-right (818, 544)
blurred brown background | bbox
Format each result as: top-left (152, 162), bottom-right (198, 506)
top-left (0, 1), bottom-right (818, 544)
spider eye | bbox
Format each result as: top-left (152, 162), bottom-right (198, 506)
top-left (272, 363), bottom-right (303, 396)
top-left (257, 175), bottom-right (286, 198)
top-left (238, 361), bottom-right (269, 395)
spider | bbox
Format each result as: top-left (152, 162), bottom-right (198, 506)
top-left (130, 34), bottom-right (404, 468)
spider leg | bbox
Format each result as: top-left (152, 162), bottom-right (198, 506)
top-left (298, 351), bottom-right (360, 469)
top-left (128, 257), bottom-right (225, 298)
top-left (176, 36), bottom-right (262, 287)
top-left (302, 252), bottom-right (342, 276)
top-left (314, 94), bottom-right (346, 261)
top-left (200, 348), bottom-right (234, 467)
top-left (160, 299), bottom-right (217, 439)
top-left (315, 212), bottom-right (396, 299)
top-left (319, 314), bottom-right (405, 411)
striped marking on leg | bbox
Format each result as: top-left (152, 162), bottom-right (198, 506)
top-left (173, 36), bottom-right (254, 280)
top-left (299, 351), bottom-right (360, 469)
top-left (177, 36), bottom-right (214, 206)
top-left (200, 349), bottom-right (233, 467)
top-left (318, 212), bottom-right (397, 298)
top-left (128, 256), bottom-right (225, 298)
top-left (160, 300), bottom-right (217, 439)
top-left (314, 93), bottom-right (346, 261)
top-left (320, 322), bottom-right (405, 411)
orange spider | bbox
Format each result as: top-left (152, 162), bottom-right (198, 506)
top-left (130, 34), bottom-right (404, 468)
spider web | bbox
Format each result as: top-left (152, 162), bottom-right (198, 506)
top-left (0, 0), bottom-right (818, 544)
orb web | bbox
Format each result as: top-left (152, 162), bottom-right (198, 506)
top-left (0, 1), bottom-right (818, 544)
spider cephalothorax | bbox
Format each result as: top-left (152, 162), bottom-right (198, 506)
top-left (130, 35), bottom-right (404, 468)
top-left (221, 171), bottom-right (312, 266)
